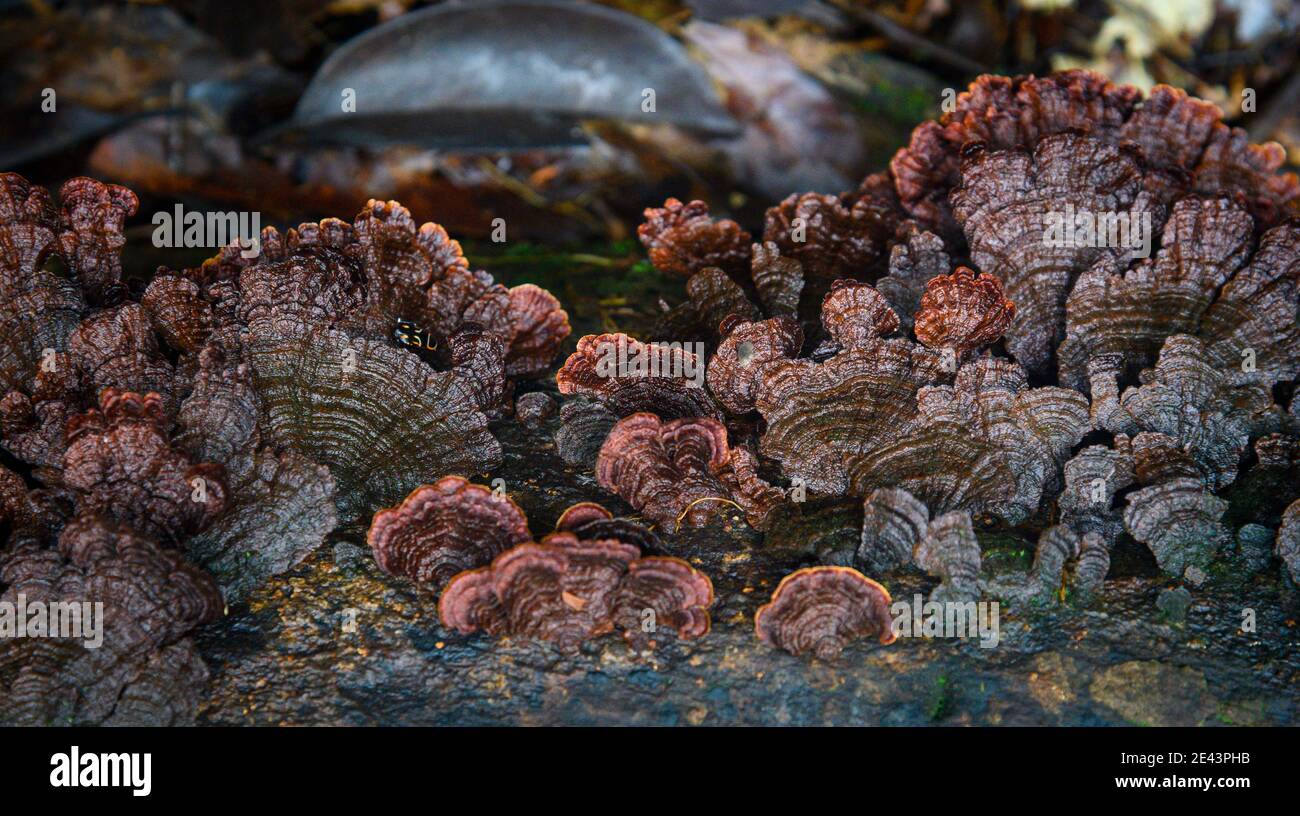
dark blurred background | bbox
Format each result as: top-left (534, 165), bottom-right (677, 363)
top-left (3, 0), bottom-right (1298, 251)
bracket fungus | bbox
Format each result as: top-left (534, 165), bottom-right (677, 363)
top-left (63, 389), bottom-right (229, 541)
top-left (1032, 525), bottom-right (1110, 599)
top-left (553, 398), bottom-right (619, 469)
top-left (638, 198), bottom-right (751, 280)
top-left (1, 513), bottom-right (221, 725)
top-left (1089, 335), bottom-right (1256, 491)
top-left (557, 333), bottom-right (720, 420)
top-left (912, 266), bottom-right (1015, 359)
top-left (1123, 478), bottom-right (1230, 574)
top-left (595, 413), bottom-right (733, 533)
top-left (1057, 440), bottom-right (1135, 546)
top-left (368, 476), bottom-right (531, 588)
top-left (912, 511), bottom-right (982, 604)
top-left (554, 501), bottom-right (663, 554)
top-left (706, 315), bottom-right (802, 415)
top-left (756, 337), bottom-right (950, 496)
top-left (857, 487), bottom-right (931, 574)
top-left (754, 566), bottom-right (896, 659)
top-left (851, 358), bottom-right (1088, 524)
top-left (439, 533), bottom-right (713, 651)
top-left (763, 188), bottom-right (902, 284)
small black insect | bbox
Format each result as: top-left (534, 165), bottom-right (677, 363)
top-left (394, 319), bottom-right (438, 351)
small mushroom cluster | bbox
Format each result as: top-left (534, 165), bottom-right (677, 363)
top-left (551, 70), bottom-right (1300, 658)
top-left (366, 480), bottom-right (713, 651)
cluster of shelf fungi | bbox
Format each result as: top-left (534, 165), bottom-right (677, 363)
top-left (2, 70), bottom-right (1298, 723)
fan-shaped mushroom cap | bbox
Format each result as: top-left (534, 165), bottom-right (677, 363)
top-left (1, 512), bottom-right (221, 725)
top-left (755, 566), bottom-right (896, 659)
top-left (685, 267), bottom-right (761, 336)
top-left (714, 444), bottom-right (787, 531)
top-left (892, 71), bottom-right (1146, 233)
top-left (188, 450), bottom-right (337, 602)
top-left (951, 132), bottom-right (1160, 373)
top-left (706, 316), bottom-right (802, 415)
top-left (913, 266), bottom-right (1014, 357)
top-left (595, 413), bottom-right (732, 533)
top-left (820, 280), bottom-right (901, 349)
top-left (1058, 439), bottom-right (1134, 545)
top-left (440, 531), bottom-right (714, 651)
top-left (554, 501), bottom-right (662, 553)
top-left (504, 284), bottom-right (570, 378)
top-left (610, 556), bottom-right (714, 645)
top-left (858, 487), bottom-right (930, 573)
top-left (1057, 197), bottom-right (1255, 389)
top-left (514, 390), bottom-right (557, 428)
top-left (368, 476), bottom-right (531, 587)
top-left (246, 323), bottom-right (501, 525)
top-left (913, 511), bottom-right (981, 603)
top-left (750, 241), bottom-right (804, 317)
top-left (892, 72), bottom-right (1297, 234)
top-left (638, 198), bottom-right (751, 279)
top-left (437, 567), bottom-right (506, 637)
top-left (69, 303), bottom-right (178, 412)
top-left (441, 536), bottom-right (623, 647)
top-left (852, 357), bottom-right (1088, 524)
top-left (557, 333), bottom-right (720, 420)
top-left (762, 187), bottom-right (901, 283)
top-left (1033, 525), bottom-right (1110, 598)
top-left (1123, 478), bottom-right (1230, 574)
top-left (553, 398), bottom-right (618, 468)
top-left (756, 340), bottom-right (950, 496)
top-left (63, 389), bottom-right (229, 540)
top-left (876, 227), bottom-right (951, 331)
top-left (1092, 334), bottom-right (1252, 490)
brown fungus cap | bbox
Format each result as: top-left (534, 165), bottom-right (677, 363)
top-left (755, 339), bottom-right (950, 496)
top-left (754, 566), bottom-right (896, 659)
top-left (1090, 334), bottom-right (1252, 491)
top-left (913, 266), bottom-right (1014, 357)
top-left (1123, 478), bottom-right (1229, 575)
top-left (1032, 525), bottom-right (1109, 599)
top-left (186, 449), bottom-right (337, 603)
top-left (706, 316), bottom-right (802, 415)
top-left (557, 333), bottom-right (720, 419)
top-left (504, 284), bottom-right (571, 378)
top-left (69, 303), bottom-right (178, 413)
top-left (912, 511), bottom-right (981, 604)
top-left (611, 556), bottom-right (714, 647)
top-left (439, 534), bottom-right (712, 651)
top-left (876, 227), bottom-right (951, 332)
top-left (554, 501), bottom-right (663, 553)
top-left (762, 187), bottom-right (902, 283)
top-left (368, 475), bottom-right (531, 587)
top-left (858, 487), bottom-right (930, 574)
top-left (553, 398), bottom-right (619, 469)
top-left (63, 389), bottom-right (229, 541)
top-left (951, 132), bottom-right (1161, 373)
top-left (1, 512), bottom-right (221, 725)
top-left (595, 413), bottom-right (732, 533)
top-left (853, 357), bottom-right (1088, 525)
top-left (820, 280), bottom-right (901, 349)
top-left (245, 323), bottom-right (501, 526)
top-left (0, 176), bottom-right (84, 398)
top-left (750, 241), bottom-right (804, 317)
top-left (638, 198), bottom-right (751, 279)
